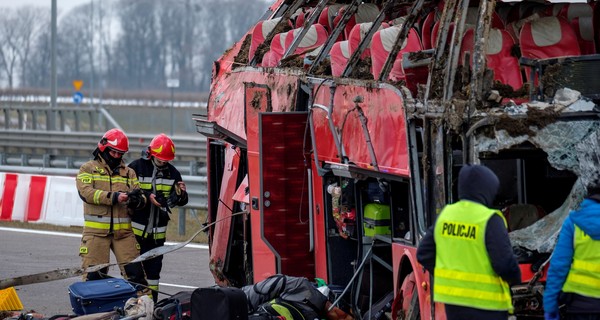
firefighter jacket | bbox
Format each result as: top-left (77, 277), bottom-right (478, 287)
top-left (544, 197), bottom-right (600, 314)
top-left (76, 157), bottom-right (142, 239)
top-left (128, 158), bottom-right (188, 240)
top-left (433, 200), bottom-right (513, 312)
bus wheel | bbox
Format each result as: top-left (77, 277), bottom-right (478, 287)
top-left (391, 272), bottom-right (420, 320)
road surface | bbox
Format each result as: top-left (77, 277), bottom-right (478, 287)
top-left (0, 227), bottom-right (215, 316)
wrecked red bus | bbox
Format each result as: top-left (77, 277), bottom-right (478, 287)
top-left (195, 0), bottom-right (600, 318)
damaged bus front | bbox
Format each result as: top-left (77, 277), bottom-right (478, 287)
top-left (195, 0), bottom-right (600, 318)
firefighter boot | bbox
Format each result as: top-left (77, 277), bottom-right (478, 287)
top-left (147, 279), bottom-right (159, 303)
top-left (123, 262), bottom-right (152, 297)
top-left (85, 266), bottom-right (110, 281)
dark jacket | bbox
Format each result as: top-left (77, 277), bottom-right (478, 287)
top-left (416, 165), bottom-right (521, 318)
top-left (128, 158), bottom-right (188, 238)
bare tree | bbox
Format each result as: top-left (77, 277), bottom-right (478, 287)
top-left (0, 7), bottom-right (48, 89)
top-left (56, 6), bottom-right (95, 89)
top-left (113, 0), bottom-right (163, 90)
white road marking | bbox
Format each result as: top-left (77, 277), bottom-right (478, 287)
top-left (0, 227), bottom-right (209, 249)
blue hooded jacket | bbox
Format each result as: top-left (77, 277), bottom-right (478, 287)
top-left (543, 197), bottom-right (600, 314)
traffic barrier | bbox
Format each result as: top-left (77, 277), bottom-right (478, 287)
top-left (0, 173), bottom-right (48, 223)
top-left (0, 172), bottom-right (83, 226)
top-left (0, 171), bottom-right (207, 227)
top-left (41, 176), bottom-right (84, 227)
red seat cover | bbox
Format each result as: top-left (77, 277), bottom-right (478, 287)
top-left (330, 41), bottom-right (351, 76)
top-left (572, 16), bottom-right (596, 55)
top-left (461, 28), bottom-right (523, 90)
top-left (284, 23), bottom-right (329, 55)
top-left (348, 22), bottom-right (389, 59)
top-left (260, 31), bottom-right (288, 67)
top-left (520, 16), bottom-right (581, 83)
top-left (249, 18), bottom-right (283, 62)
top-left (371, 26), bottom-right (422, 81)
top-left (520, 16), bottom-right (581, 60)
top-left (333, 3), bottom-right (380, 40)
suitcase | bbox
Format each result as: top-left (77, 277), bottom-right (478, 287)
top-left (68, 278), bottom-right (137, 315)
top-left (155, 291), bottom-right (193, 320)
top-left (191, 286), bottom-right (248, 320)
top-left (363, 203), bottom-right (391, 237)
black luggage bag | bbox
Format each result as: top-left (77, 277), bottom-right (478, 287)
top-left (68, 278), bottom-right (137, 315)
top-left (191, 286), bottom-right (248, 320)
top-left (154, 291), bottom-right (193, 320)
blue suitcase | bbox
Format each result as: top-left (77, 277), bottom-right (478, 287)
top-left (68, 278), bottom-right (137, 315)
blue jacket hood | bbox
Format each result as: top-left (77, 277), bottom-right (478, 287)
top-left (571, 198), bottom-right (600, 240)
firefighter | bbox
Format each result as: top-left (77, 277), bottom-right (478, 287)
top-left (76, 128), bottom-right (151, 296)
top-left (128, 133), bottom-right (189, 303)
top-left (416, 164), bottom-right (521, 320)
top-left (543, 179), bottom-right (600, 320)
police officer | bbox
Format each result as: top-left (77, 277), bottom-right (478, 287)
top-left (543, 179), bottom-right (600, 320)
top-left (128, 133), bottom-right (189, 303)
top-left (76, 128), bottom-right (150, 296)
top-left (416, 164), bottom-right (521, 320)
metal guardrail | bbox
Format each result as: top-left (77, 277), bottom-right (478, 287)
top-left (0, 130), bottom-right (207, 175)
top-left (0, 166), bottom-right (207, 210)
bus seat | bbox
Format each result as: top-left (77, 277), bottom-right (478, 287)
top-left (330, 41), bottom-right (351, 76)
top-left (283, 23), bottom-right (329, 56)
top-left (249, 18), bottom-right (283, 62)
top-left (572, 16), bottom-right (596, 55)
top-left (371, 26), bottom-right (422, 81)
top-left (333, 3), bottom-right (381, 40)
top-left (318, 4), bottom-right (346, 34)
top-left (520, 16), bottom-right (581, 84)
top-left (421, 10), bottom-right (438, 50)
top-left (260, 31), bottom-right (289, 67)
top-left (520, 16), bottom-right (581, 60)
top-left (503, 204), bottom-right (546, 232)
top-left (348, 22), bottom-right (389, 59)
top-left (558, 3), bottom-right (593, 22)
top-left (461, 28), bottom-right (523, 90)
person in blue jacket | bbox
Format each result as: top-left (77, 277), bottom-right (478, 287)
top-left (543, 181), bottom-right (600, 320)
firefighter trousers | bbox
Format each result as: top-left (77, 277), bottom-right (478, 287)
top-left (136, 235), bottom-right (166, 303)
top-left (79, 233), bottom-right (151, 296)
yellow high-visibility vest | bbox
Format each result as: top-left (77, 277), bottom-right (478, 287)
top-left (563, 225), bottom-right (600, 298)
top-left (433, 200), bottom-right (513, 311)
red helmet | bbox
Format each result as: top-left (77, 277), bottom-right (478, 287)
top-left (98, 128), bottom-right (129, 153)
top-left (149, 133), bottom-right (175, 161)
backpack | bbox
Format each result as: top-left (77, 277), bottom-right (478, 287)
top-left (258, 298), bottom-right (313, 320)
top-left (242, 274), bottom-right (327, 318)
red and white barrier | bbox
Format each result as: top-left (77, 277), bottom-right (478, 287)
top-left (0, 173), bottom-right (84, 226)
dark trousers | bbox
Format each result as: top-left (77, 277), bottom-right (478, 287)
top-left (444, 304), bottom-right (509, 320)
top-left (567, 314), bottom-right (600, 320)
top-left (136, 235), bottom-right (166, 302)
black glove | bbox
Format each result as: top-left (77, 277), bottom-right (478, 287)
top-left (167, 184), bottom-right (189, 208)
top-left (127, 189), bottom-right (145, 209)
top-left (155, 193), bottom-right (169, 208)
top-left (167, 191), bottom-right (188, 208)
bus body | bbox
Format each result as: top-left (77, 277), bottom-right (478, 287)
top-left (195, 0), bottom-right (600, 318)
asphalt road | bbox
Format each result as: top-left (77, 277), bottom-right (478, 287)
top-left (0, 227), bottom-right (215, 316)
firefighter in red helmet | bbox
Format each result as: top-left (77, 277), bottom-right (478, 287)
top-left (128, 133), bottom-right (188, 302)
top-left (75, 128), bottom-right (151, 296)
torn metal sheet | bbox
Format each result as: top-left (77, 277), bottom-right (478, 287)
top-left (475, 117), bottom-right (600, 253)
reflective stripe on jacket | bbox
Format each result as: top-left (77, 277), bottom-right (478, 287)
top-left (433, 200), bottom-right (513, 312)
top-left (128, 158), bottom-right (187, 239)
top-left (77, 158), bottom-right (140, 238)
top-left (563, 225), bottom-right (600, 298)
